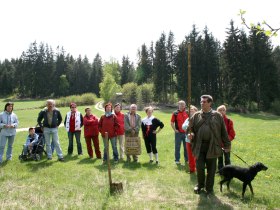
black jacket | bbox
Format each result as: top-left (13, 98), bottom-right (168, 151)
top-left (37, 108), bottom-right (62, 128)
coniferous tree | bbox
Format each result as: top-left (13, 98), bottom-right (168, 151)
top-left (90, 53), bottom-right (103, 97)
top-left (136, 44), bottom-right (152, 84)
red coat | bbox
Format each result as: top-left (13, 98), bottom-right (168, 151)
top-left (83, 114), bottom-right (99, 137)
top-left (223, 115), bottom-right (236, 141)
top-left (98, 114), bottom-right (119, 138)
top-left (115, 111), bottom-right (125, 135)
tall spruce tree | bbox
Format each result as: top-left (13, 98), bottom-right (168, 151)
top-left (90, 53), bottom-right (103, 97)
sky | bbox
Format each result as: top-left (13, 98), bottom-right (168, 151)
top-left (1, 0), bottom-right (279, 64)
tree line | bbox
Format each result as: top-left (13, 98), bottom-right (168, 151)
top-left (0, 20), bottom-right (279, 112)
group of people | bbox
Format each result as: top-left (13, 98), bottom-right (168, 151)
top-left (0, 94), bottom-right (235, 195)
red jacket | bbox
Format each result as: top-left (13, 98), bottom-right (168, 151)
top-left (83, 114), bottom-right (99, 137)
top-left (98, 114), bottom-right (119, 138)
top-left (115, 111), bottom-right (125, 135)
top-left (171, 109), bottom-right (189, 133)
top-left (223, 115), bottom-right (236, 141)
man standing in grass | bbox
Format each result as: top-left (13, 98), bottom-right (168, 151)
top-left (37, 99), bottom-right (64, 162)
top-left (188, 95), bottom-right (230, 195)
top-left (171, 100), bottom-right (188, 165)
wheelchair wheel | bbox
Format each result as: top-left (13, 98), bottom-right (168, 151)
top-left (35, 154), bottom-right (41, 161)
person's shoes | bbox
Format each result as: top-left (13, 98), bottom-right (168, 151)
top-left (58, 158), bottom-right (65, 162)
top-left (149, 160), bottom-right (154, 163)
top-left (206, 190), bottom-right (214, 196)
top-left (175, 161), bottom-right (180, 165)
top-left (194, 185), bottom-right (203, 194)
top-left (47, 157), bottom-right (52, 160)
top-left (127, 157), bottom-right (131, 162)
top-left (114, 159), bottom-right (119, 164)
top-left (156, 161), bottom-right (159, 164)
top-left (189, 170), bottom-right (196, 174)
top-left (78, 153), bottom-right (83, 156)
top-left (133, 159), bottom-right (138, 163)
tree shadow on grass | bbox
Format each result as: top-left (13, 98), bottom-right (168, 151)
top-left (236, 113), bottom-right (280, 121)
top-left (197, 193), bottom-right (234, 210)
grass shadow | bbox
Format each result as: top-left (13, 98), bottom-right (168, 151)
top-left (25, 159), bottom-right (54, 172)
top-left (197, 193), bottom-right (234, 210)
top-left (236, 113), bottom-right (280, 121)
top-left (141, 162), bottom-right (162, 170)
top-left (122, 161), bottom-right (142, 170)
top-left (77, 157), bottom-right (98, 164)
top-left (63, 154), bottom-right (79, 162)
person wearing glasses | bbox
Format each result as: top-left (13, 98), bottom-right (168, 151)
top-left (187, 95), bottom-right (231, 195)
top-left (64, 102), bottom-right (84, 156)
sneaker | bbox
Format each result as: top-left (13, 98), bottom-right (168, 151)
top-left (47, 157), bottom-right (52, 160)
top-left (194, 185), bottom-right (203, 194)
top-left (114, 160), bottom-right (119, 164)
top-left (133, 159), bottom-right (138, 163)
top-left (149, 160), bottom-right (154, 163)
top-left (175, 161), bottom-right (180, 165)
top-left (156, 161), bottom-right (159, 164)
top-left (58, 158), bottom-right (65, 162)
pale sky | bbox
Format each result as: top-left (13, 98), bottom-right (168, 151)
top-left (1, 0), bottom-right (279, 64)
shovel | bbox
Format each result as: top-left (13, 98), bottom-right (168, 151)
top-left (105, 132), bottom-right (123, 194)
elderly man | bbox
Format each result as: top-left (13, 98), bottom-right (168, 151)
top-left (37, 99), bottom-right (64, 161)
top-left (124, 104), bottom-right (141, 162)
top-left (188, 95), bottom-right (231, 195)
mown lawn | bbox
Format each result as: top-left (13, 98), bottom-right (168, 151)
top-left (0, 100), bottom-right (279, 209)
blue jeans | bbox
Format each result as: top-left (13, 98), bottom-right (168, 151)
top-left (0, 135), bottom-right (15, 162)
top-left (44, 127), bottom-right (63, 159)
top-left (175, 132), bottom-right (188, 162)
top-left (102, 136), bottom-right (118, 161)
top-left (67, 131), bottom-right (82, 155)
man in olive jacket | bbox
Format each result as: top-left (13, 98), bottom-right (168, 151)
top-left (187, 95), bottom-right (230, 194)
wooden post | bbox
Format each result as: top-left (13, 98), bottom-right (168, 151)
top-left (105, 132), bottom-right (112, 185)
top-left (187, 42), bottom-right (191, 115)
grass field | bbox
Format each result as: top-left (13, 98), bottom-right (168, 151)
top-left (0, 100), bottom-right (279, 209)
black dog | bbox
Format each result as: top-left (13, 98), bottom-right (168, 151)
top-left (218, 162), bottom-right (268, 198)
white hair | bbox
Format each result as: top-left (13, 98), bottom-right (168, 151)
top-left (46, 99), bottom-right (55, 105)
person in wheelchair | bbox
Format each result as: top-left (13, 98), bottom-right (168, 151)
top-left (23, 127), bottom-right (39, 157)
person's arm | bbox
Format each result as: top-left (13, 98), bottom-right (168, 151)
top-left (37, 111), bottom-right (44, 128)
top-left (32, 133), bottom-right (39, 145)
top-left (221, 116), bottom-right (231, 152)
top-left (182, 118), bottom-right (189, 131)
top-left (228, 120), bottom-right (236, 141)
top-left (134, 115), bottom-right (141, 133)
top-left (80, 113), bottom-right (83, 128)
top-left (170, 113), bottom-right (178, 133)
top-left (57, 110), bottom-right (62, 127)
top-left (11, 114), bottom-right (19, 128)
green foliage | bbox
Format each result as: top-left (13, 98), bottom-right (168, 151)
top-left (55, 93), bottom-right (97, 107)
top-left (99, 74), bottom-right (121, 103)
top-left (58, 75), bottom-right (69, 96)
top-left (270, 99), bottom-right (280, 115)
top-left (103, 59), bottom-right (121, 85)
top-left (137, 83), bottom-right (154, 105)
top-left (122, 82), bottom-right (138, 104)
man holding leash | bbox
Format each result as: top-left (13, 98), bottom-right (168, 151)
top-left (187, 95), bottom-right (231, 195)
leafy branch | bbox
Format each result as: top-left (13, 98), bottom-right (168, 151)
top-left (239, 9), bottom-right (280, 37)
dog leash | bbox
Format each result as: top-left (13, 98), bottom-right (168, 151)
top-left (222, 148), bottom-right (249, 166)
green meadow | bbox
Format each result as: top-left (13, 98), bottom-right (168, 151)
top-left (0, 100), bottom-right (279, 209)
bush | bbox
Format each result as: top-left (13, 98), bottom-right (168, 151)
top-left (44, 93), bottom-right (97, 108)
top-left (270, 99), bottom-right (280, 115)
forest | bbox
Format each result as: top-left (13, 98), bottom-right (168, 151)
top-left (0, 21), bottom-right (279, 112)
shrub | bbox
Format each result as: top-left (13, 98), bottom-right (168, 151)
top-left (270, 99), bottom-right (280, 115)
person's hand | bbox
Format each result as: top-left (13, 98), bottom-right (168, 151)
top-left (153, 130), bottom-right (157, 134)
top-left (174, 129), bottom-right (179, 133)
top-left (224, 148), bottom-right (230, 153)
top-left (188, 133), bottom-right (194, 140)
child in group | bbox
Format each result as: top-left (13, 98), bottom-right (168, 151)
top-left (23, 127), bottom-right (39, 156)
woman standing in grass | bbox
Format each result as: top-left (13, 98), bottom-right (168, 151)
top-left (83, 107), bottom-right (101, 159)
top-left (141, 106), bottom-right (164, 164)
top-left (0, 102), bottom-right (19, 163)
top-left (182, 105), bottom-right (198, 173)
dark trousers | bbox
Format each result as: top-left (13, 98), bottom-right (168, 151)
top-left (144, 135), bottom-right (157, 154)
top-left (196, 142), bottom-right (217, 192)
top-left (68, 131), bottom-right (82, 155)
top-left (218, 151), bottom-right (231, 170)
